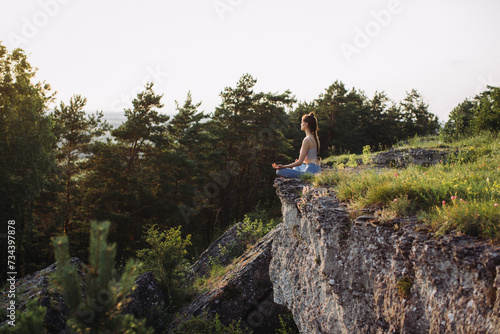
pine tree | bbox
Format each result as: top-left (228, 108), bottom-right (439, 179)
top-left (441, 99), bottom-right (476, 140)
top-left (112, 82), bottom-right (168, 175)
top-left (52, 221), bottom-right (153, 333)
top-left (314, 81), bottom-right (367, 154)
top-left (472, 86), bottom-right (500, 133)
top-left (51, 95), bottom-right (111, 235)
top-left (207, 74), bottom-right (295, 231)
top-left (400, 89), bottom-right (440, 137)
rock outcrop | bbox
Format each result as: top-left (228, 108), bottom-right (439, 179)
top-left (372, 148), bottom-right (450, 167)
top-left (270, 178), bottom-right (500, 333)
top-left (0, 258), bottom-right (81, 332)
top-left (124, 271), bottom-right (165, 320)
top-left (175, 227), bottom-right (292, 333)
top-left (190, 222), bottom-right (243, 278)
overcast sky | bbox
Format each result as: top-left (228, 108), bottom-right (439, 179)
top-left (2, 0), bottom-right (500, 122)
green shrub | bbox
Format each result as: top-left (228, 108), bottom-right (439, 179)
top-left (236, 215), bottom-right (277, 247)
top-left (362, 145), bottom-right (373, 165)
top-left (8, 299), bottom-right (47, 334)
top-left (275, 314), bottom-right (299, 334)
top-left (388, 194), bottom-right (413, 217)
top-left (137, 225), bottom-right (192, 309)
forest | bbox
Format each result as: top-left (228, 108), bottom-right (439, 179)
top-left (1, 42), bottom-right (499, 290)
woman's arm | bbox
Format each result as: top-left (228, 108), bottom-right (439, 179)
top-left (273, 137), bottom-right (311, 169)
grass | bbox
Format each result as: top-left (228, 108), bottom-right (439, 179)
top-left (314, 133), bottom-right (500, 240)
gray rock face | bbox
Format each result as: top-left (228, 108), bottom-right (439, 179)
top-left (124, 271), bottom-right (166, 319)
top-left (0, 257), bottom-right (82, 332)
top-left (372, 148), bottom-right (450, 167)
top-left (176, 227), bottom-right (291, 333)
top-left (270, 178), bottom-right (500, 334)
top-left (190, 222), bottom-right (243, 278)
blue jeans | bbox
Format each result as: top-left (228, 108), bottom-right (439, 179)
top-left (276, 163), bottom-right (321, 178)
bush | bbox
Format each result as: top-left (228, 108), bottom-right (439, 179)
top-left (236, 215), bottom-right (278, 247)
top-left (137, 225), bottom-right (192, 309)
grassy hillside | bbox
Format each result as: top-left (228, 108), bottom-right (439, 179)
top-left (313, 133), bottom-right (500, 240)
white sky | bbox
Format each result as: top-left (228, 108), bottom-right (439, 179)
top-left (1, 0), bottom-right (500, 122)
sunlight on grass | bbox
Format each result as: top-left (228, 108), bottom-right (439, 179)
top-left (316, 133), bottom-right (500, 239)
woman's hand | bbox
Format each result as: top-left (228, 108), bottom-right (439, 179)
top-left (272, 163), bottom-right (283, 169)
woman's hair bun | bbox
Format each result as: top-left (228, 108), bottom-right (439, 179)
top-left (309, 112), bottom-right (315, 117)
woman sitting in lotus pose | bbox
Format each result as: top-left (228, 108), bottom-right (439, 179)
top-left (272, 112), bottom-right (321, 178)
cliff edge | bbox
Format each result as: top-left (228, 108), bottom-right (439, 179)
top-left (270, 178), bottom-right (500, 333)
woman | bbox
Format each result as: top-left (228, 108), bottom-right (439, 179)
top-left (272, 112), bottom-right (321, 178)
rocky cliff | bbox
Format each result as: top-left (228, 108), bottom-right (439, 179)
top-left (270, 178), bottom-right (500, 333)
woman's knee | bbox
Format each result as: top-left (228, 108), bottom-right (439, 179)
top-left (276, 169), bottom-right (287, 177)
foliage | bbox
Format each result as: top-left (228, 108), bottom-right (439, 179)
top-left (362, 145), bottom-right (372, 165)
top-left (294, 82), bottom-right (440, 156)
top-left (275, 314), bottom-right (299, 334)
top-left (399, 89), bottom-right (440, 138)
top-left (441, 86), bottom-right (500, 141)
top-left (112, 82), bottom-right (169, 174)
top-left (136, 225), bottom-right (192, 309)
top-left (472, 86), bottom-right (500, 133)
top-left (236, 215), bottom-right (278, 247)
top-left (208, 74), bottom-right (295, 234)
top-left (8, 299), bottom-right (47, 334)
top-left (440, 99), bottom-right (476, 140)
top-left (216, 212), bottom-right (279, 263)
top-left (172, 311), bottom-right (249, 334)
top-left (50, 94), bottom-right (111, 235)
top-left (387, 194), bottom-right (413, 217)
top-left (194, 207), bottom-right (279, 293)
top-left (52, 221), bottom-right (152, 333)
top-left (422, 199), bottom-right (500, 238)
top-left (0, 42), bottom-right (56, 279)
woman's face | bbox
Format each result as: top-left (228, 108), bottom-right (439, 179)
top-left (301, 119), bottom-right (308, 131)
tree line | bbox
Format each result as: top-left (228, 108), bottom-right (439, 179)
top-left (441, 85), bottom-right (500, 140)
top-left (5, 43), bottom-right (497, 282)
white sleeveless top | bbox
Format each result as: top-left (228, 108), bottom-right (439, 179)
top-left (306, 137), bottom-right (317, 160)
